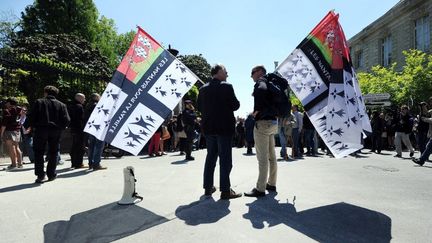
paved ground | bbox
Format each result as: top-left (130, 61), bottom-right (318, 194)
top-left (0, 148), bottom-right (431, 243)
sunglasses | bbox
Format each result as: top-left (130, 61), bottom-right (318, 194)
top-left (251, 70), bottom-right (258, 75)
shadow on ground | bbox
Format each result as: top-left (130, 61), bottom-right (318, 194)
top-left (0, 182), bottom-right (41, 193)
top-left (43, 202), bottom-right (169, 243)
top-left (243, 194), bottom-right (392, 243)
top-left (175, 196), bottom-right (230, 225)
top-left (171, 159), bottom-right (192, 165)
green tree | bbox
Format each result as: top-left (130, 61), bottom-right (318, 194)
top-left (178, 54), bottom-right (211, 83)
top-left (94, 16), bottom-right (118, 69)
top-left (357, 49), bottom-right (432, 106)
top-left (19, 0), bottom-right (99, 43)
top-left (10, 34), bottom-right (110, 102)
top-left (113, 30), bottom-right (135, 64)
top-left (0, 11), bottom-right (19, 49)
top-left (178, 54), bottom-right (211, 103)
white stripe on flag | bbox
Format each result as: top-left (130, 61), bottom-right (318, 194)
top-left (84, 83), bottom-right (128, 141)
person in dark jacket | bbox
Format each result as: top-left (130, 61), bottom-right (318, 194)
top-left (27, 86), bottom-right (70, 183)
top-left (197, 64), bottom-right (241, 200)
top-left (415, 102), bottom-right (431, 155)
top-left (245, 65), bottom-right (278, 198)
top-left (182, 100), bottom-right (197, 160)
top-left (394, 105), bottom-right (415, 158)
top-left (370, 111), bottom-right (385, 154)
top-left (68, 93), bottom-right (86, 169)
top-left (244, 114), bottom-right (255, 155)
top-left (412, 97), bottom-right (432, 166)
top-left (236, 119), bottom-right (245, 148)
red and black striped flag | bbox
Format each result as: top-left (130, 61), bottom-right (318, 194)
top-left (277, 11), bottom-right (372, 158)
top-left (84, 27), bottom-right (198, 155)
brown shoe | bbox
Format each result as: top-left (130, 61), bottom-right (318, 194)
top-left (220, 189), bottom-right (242, 200)
top-left (93, 165), bottom-right (107, 170)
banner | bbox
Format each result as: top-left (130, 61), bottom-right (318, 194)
top-left (277, 11), bottom-right (372, 158)
top-left (84, 27), bottom-right (198, 155)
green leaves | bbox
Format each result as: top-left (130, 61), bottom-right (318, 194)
top-left (358, 49), bottom-right (432, 106)
top-left (178, 54), bottom-right (211, 104)
top-left (178, 54), bottom-right (211, 84)
top-left (19, 0), bottom-right (99, 44)
top-left (11, 34), bottom-right (111, 79)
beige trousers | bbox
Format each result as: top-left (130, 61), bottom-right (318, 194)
top-left (253, 120), bottom-right (278, 192)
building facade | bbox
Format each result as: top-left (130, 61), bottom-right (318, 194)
top-left (349, 0), bottom-right (431, 72)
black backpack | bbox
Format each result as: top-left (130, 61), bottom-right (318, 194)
top-left (263, 72), bottom-right (291, 117)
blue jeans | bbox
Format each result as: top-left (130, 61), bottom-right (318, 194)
top-left (88, 135), bottom-right (104, 167)
top-left (419, 138), bottom-right (432, 163)
top-left (22, 134), bottom-right (35, 162)
top-left (203, 135), bottom-right (233, 192)
top-left (278, 127), bottom-right (287, 157)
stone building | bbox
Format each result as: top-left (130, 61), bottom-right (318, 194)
top-left (349, 0), bottom-right (431, 72)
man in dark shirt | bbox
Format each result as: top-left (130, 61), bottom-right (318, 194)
top-left (244, 65), bottom-right (278, 198)
top-left (394, 105), bottom-right (414, 158)
top-left (68, 93), bottom-right (86, 169)
top-left (412, 97), bottom-right (432, 166)
top-left (182, 100), bottom-right (197, 161)
top-left (28, 85), bottom-right (70, 183)
top-left (197, 64), bottom-right (242, 200)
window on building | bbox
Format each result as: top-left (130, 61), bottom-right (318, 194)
top-left (415, 15), bottom-right (430, 52)
top-left (356, 50), bottom-right (364, 68)
top-left (381, 35), bottom-right (392, 66)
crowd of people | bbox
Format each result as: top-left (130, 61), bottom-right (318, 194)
top-left (0, 86), bottom-right (107, 183)
top-left (1, 67), bottom-right (431, 195)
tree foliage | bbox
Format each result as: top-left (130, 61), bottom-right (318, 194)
top-left (94, 16), bottom-right (118, 69)
top-left (9, 34), bottom-right (110, 102)
top-left (19, 0), bottom-right (99, 43)
top-left (0, 11), bottom-right (19, 49)
top-left (178, 54), bottom-right (211, 103)
top-left (178, 54), bottom-right (211, 83)
top-left (1, 0), bottom-right (214, 107)
top-left (11, 34), bottom-right (111, 79)
top-left (358, 49), bottom-right (432, 106)
top-left (113, 30), bottom-right (135, 65)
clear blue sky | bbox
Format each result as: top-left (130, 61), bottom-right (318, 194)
top-left (2, 0), bottom-right (399, 117)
